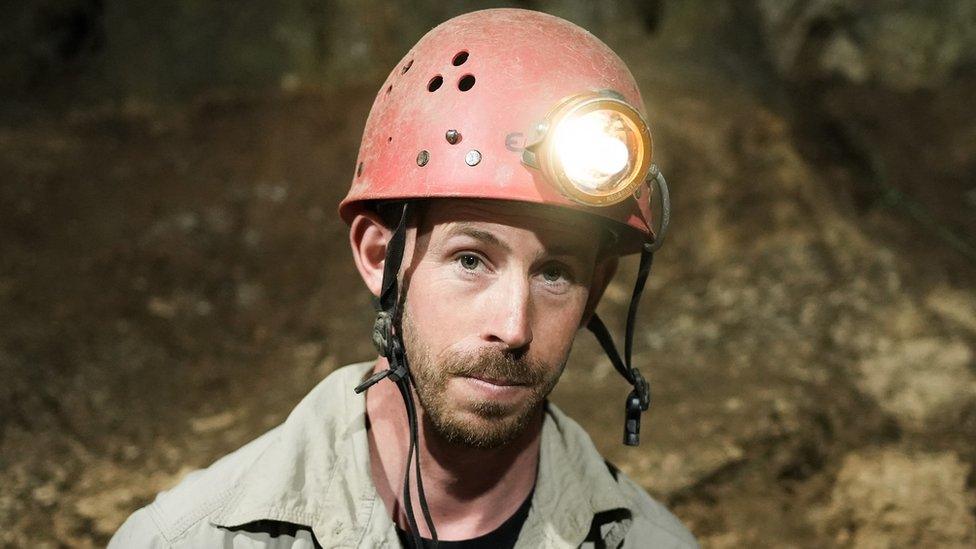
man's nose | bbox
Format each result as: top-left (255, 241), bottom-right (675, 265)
top-left (481, 274), bottom-right (534, 351)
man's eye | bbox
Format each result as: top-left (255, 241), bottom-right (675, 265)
top-left (542, 265), bottom-right (567, 283)
top-left (458, 254), bottom-right (482, 271)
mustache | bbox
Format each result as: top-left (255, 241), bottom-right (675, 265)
top-left (442, 350), bottom-right (547, 386)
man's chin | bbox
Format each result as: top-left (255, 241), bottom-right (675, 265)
top-left (428, 403), bottom-right (540, 449)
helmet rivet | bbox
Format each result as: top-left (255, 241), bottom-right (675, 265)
top-left (417, 150), bottom-right (429, 166)
top-left (445, 129), bottom-right (461, 145)
top-left (465, 150), bottom-right (481, 166)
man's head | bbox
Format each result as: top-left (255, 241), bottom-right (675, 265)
top-left (351, 199), bottom-right (617, 447)
top-left (342, 8), bottom-right (664, 453)
top-left (341, 10), bottom-right (666, 543)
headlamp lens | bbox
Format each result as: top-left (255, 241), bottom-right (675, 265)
top-left (525, 92), bottom-right (652, 206)
top-left (552, 110), bottom-right (633, 192)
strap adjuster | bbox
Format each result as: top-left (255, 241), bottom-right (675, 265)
top-left (623, 369), bottom-right (651, 446)
top-left (372, 311), bottom-right (392, 357)
top-left (632, 369), bottom-right (650, 411)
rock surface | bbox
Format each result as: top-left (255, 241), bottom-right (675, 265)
top-left (819, 450), bottom-right (975, 547)
top-left (756, 0), bottom-right (976, 91)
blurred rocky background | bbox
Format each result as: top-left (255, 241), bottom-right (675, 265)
top-left (1, 0), bottom-right (974, 546)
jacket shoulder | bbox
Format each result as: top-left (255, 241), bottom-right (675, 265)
top-left (607, 462), bottom-right (699, 548)
top-left (109, 362), bottom-right (374, 546)
top-left (109, 505), bottom-right (170, 548)
top-left (110, 425), bottom-right (281, 546)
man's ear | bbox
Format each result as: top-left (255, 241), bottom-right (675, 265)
top-left (349, 210), bottom-right (392, 298)
top-left (580, 255), bottom-right (619, 327)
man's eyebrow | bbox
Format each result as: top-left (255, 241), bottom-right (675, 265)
top-left (444, 224), bottom-right (511, 253)
top-left (444, 223), bottom-right (594, 264)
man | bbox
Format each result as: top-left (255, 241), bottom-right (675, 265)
top-left (111, 8), bottom-right (697, 548)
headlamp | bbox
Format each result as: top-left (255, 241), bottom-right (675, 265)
top-left (522, 90), bottom-right (652, 206)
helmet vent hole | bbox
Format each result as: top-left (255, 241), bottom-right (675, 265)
top-left (452, 51), bottom-right (468, 66)
top-left (458, 74), bottom-right (475, 92)
top-left (386, 84), bottom-right (392, 94)
top-left (427, 75), bottom-right (443, 92)
top-left (387, 136), bottom-right (393, 143)
top-left (401, 59), bottom-right (413, 74)
top-left (357, 162), bottom-right (364, 177)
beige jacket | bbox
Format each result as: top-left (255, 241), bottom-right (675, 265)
top-left (110, 362), bottom-right (697, 548)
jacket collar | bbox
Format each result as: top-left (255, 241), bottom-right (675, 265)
top-left (209, 362), bottom-right (632, 546)
top-left (523, 403), bottom-right (632, 546)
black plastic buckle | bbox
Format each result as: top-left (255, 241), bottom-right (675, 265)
top-left (623, 370), bottom-right (651, 446)
top-left (386, 338), bottom-right (408, 382)
top-left (632, 369), bottom-right (650, 411)
top-left (623, 392), bottom-right (642, 446)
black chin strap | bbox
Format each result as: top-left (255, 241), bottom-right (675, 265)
top-left (354, 202), bottom-right (438, 548)
top-left (586, 243), bottom-right (654, 446)
top-left (587, 166), bottom-right (670, 446)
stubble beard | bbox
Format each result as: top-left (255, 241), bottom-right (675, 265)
top-left (401, 308), bottom-right (564, 449)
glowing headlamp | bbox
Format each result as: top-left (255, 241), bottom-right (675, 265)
top-left (523, 90), bottom-right (652, 206)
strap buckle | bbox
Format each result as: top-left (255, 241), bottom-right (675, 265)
top-left (632, 369), bottom-right (650, 411)
top-left (623, 370), bottom-right (651, 446)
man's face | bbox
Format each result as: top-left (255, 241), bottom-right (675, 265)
top-left (399, 200), bottom-right (609, 449)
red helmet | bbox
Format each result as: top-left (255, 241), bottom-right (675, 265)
top-left (339, 8), bottom-right (659, 253)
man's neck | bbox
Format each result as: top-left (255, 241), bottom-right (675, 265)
top-left (364, 359), bottom-right (541, 541)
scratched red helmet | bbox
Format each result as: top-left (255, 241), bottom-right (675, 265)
top-left (339, 8), bottom-right (666, 253)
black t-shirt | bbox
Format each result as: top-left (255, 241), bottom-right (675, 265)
top-left (395, 490), bottom-right (534, 549)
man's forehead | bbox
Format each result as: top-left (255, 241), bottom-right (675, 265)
top-left (423, 199), bottom-right (605, 238)
top-left (420, 199), bottom-right (608, 251)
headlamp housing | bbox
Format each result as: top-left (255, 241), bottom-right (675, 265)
top-left (523, 90), bottom-right (652, 206)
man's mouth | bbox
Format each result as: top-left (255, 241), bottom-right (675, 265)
top-left (463, 374), bottom-right (525, 387)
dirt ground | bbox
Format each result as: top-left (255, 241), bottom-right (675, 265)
top-left (2, 11), bottom-right (976, 549)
